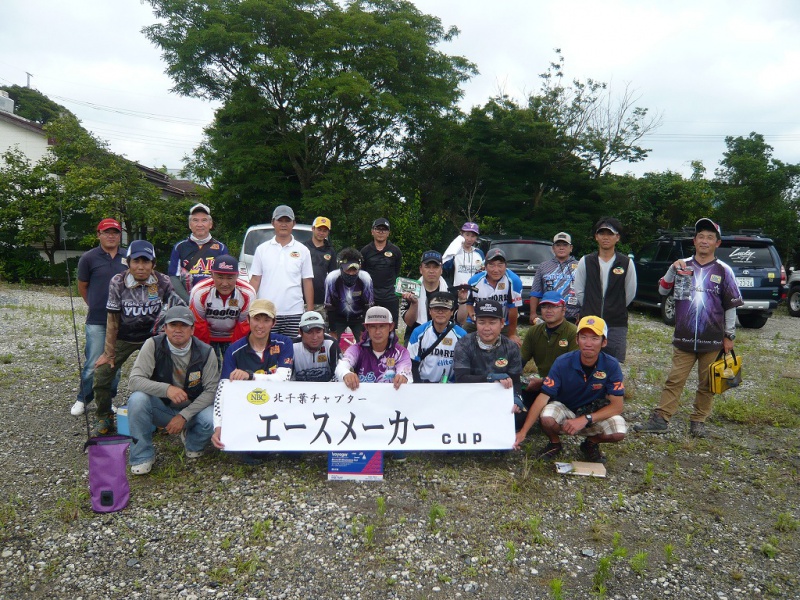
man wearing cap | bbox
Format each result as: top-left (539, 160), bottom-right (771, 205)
top-left (336, 306), bottom-right (413, 390)
top-left (212, 299), bottom-right (294, 459)
top-left (361, 218), bottom-right (403, 325)
top-left (529, 232), bottom-right (580, 325)
top-left (400, 250), bottom-right (450, 343)
top-left (168, 203), bottom-right (229, 303)
top-left (71, 218), bottom-right (128, 417)
top-left (126, 306), bottom-right (219, 475)
top-left (443, 222), bottom-right (485, 287)
top-left (324, 247), bottom-right (374, 341)
top-left (189, 254), bottom-right (256, 362)
top-left (292, 311), bottom-right (341, 382)
top-left (520, 291), bottom-right (578, 405)
top-left (572, 217), bottom-right (637, 362)
top-left (92, 240), bottom-right (174, 435)
top-left (466, 248), bottom-right (524, 346)
top-left (303, 217), bottom-right (337, 321)
top-left (408, 291), bottom-right (467, 383)
top-left (513, 316), bottom-right (626, 463)
top-left (634, 218), bottom-right (743, 438)
top-left (249, 205), bottom-right (314, 336)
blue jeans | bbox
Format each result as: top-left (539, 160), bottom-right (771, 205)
top-left (127, 392), bottom-right (214, 465)
top-left (78, 323), bottom-right (120, 403)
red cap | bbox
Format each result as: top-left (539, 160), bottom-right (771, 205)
top-left (97, 218), bottom-right (121, 232)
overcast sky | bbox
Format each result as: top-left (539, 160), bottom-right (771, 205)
top-left (2, 0), bottom-right (798, 178)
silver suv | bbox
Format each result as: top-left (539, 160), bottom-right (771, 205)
top-left (238, 223), bottom-right (313, 280)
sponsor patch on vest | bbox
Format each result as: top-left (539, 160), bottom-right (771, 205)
top-left (229, 298), bottom-right (239, 307)
top-left (571, 263), bottom-right (577, 270)
top-left (385, 251), bottom-right (393, 257)
top-left (188, 371), bottom-right (201, 382)
top-left (495, 358), bottom-right (508, 367)
top-left (211, 243), bottom-right (221, 250)
top-left (121, 258), bottom-right (128, 266)
top-left (612, 267), bottom-right (625, 275)
top-left (498, 282), bottom-right (506, 290)
top-left (386, 357), bottom-right (396, 367)
top-left (247, 388), bottom-right (269, 405)
top-left (559, 339), bottom-right (568, 347)
top-left (594, 371), bottom-right (607, 379)
top-left (711, 274), bottom-right (722, 283)
top-left (270, 345), bottom-right (281, 355)
top-left (147, 283), bottom-right (159, 298)
top-left (442, 337), bottom-right (454, 346)
top-left (324, 254), bottom-right (332, 261)
top-left (317, 354), bottom-right (328, 363)
top-left (290, 251), bottom-right (300, 258)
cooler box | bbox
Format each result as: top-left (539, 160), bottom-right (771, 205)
top-left (116, 405), bottom-right (155, 436)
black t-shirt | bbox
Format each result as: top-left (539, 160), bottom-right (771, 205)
top-left (360, 241), bottom-right (402, 301)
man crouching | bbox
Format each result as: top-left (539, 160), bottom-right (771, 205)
top-left (127, 306), bottom-right (219, 475)
top-left (513, 316), bottom-right (626, 463)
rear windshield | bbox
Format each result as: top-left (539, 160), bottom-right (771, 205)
top-left (243, 227), bottom-right (313, 254)
top-left (491, 242), bottom-right (553, 264)
top-left (716, 244), bottom-right (776, 269)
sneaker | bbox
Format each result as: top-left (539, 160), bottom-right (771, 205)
top-left (70, 400), bottom-right (86, 416)
top-left (131, 460), bottom-right (154, 475)
top-left (689, 421), bottom-right (707, 438)
top-left (180, 430), bottom-right (204, 459)
top-left (94, 416), bottom-right (116, 436)
top-left (633, 411), bottom-right (669, 433)
top-left (392, 451), bottom-right (407, 463)
top-left (537, 442), bottom-right (563, 462)
top-left (580, 439), bottom-right (607, 464)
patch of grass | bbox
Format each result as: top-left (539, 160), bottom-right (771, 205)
top-left (574, 490), bottom-right (584, 513)
top-left (250, 518), bottom-right (272, 541)
top-left (0, 353), bottom-right (13, 364)
top-left (54, 478), bottom-right (88, 523)
top-left (376, 496), bottom-right (386, 517)
top-left (504, 540), bottom-right (516, 563)
top-left (715, 380), bottom-right (800, 428)
top-left (630, 550), bottom-right (648, 575)
top-left (428, 502), bottom-right (446, 532)
top-left (774, 512), bottom-right (799, 532)
top-left (549, 577), bottom-right (564, 600)
top-left (643, 462), bottom-right (655, 485)
top-left (363, 524), bottom-right (376, 547)
top-left (527, 515), bottom-right (547, 545)
top-left (760, 541), bottom-right (779, 559)
top-left (593, 555), bottom-right (613, 596)
top-left (664, 543), bottom-right (676, 564)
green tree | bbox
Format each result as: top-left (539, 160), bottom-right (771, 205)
top-left (146, 0), bottom-right (476, 242)
top-left (0, 85), bottom-right (71, 124)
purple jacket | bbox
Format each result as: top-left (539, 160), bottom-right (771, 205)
top-left (340, 333), bottom-right (413, 383)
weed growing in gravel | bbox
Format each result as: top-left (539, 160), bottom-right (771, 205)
top-left (774, 512), bottom-right (799, 532)
top-left (376, 496), bottom-right (386, 517)
top-left (593, 555), bottom-right (612, 597)
top-left (630, 549), bottom-right (648, 575)
top-left (611, 492), bottom-right (625, 510)
top-left (527, 515), bottom-right (548, 545)
top-left (664, 543), bottom-right (676, 564)
top-left (574, 490), bottom-right (584, 513)
top-left (0, 496), bottom-right (22, 538)
top-left (643, 462), bottom-right (655, 485)
top-left (548, 577), bottom-right (564, 600)
top-left (504, 541), bottom-right (516, 563)
top-left (363, 524), bottom-right (376, 547)
top-left (251, 518), bottom-right (272, 541)
top-left (0, 353), bottom-right (12, 364)
top-left (428, 503), bottom-right (446, 532)
top-left (760, 541), bottom-right (779, 559)
top-left (54, 477), bottom-right (88, 523)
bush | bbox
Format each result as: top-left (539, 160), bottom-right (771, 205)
top-left (0, 245), bottom-right (49, 283)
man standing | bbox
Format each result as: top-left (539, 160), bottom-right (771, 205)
top-left (189, 254), bottom-right (256, 362)
top-left (443, 222), bottom-right (485, 287)
top-left (292, 311), bottom-right (341, 382)
top-left (634, 218), bottom-right (743, 438)
top-left (520, 291), bottom-right (578, 406)
top-left (453, 299), bottom-right (524, 428)
top-left (168, 203), bottom-right (229, 303)
top-left (336, 306), bottom-right (413, 390)
top-left (361, 218), bottom-right (403, 325)
top-left (93, 240), bottom-right (173, 435)
top-left (529, 232), bottom-right (580, 325)
top-left (466, 248), bottom-right (523, 346)
top-left (514, 316), bottom-right (627, 463)
top-left (71, 218), bottom-right (127, 417)
top-left (572, 217), bottom-right (637, 362)
top-left (127, 306), bottom-right (219, 475)
top-left (324, 247), bottom-right (374, 341)
top-left (400, 250), bottom-right (449, 343)
top-left (249, 205), bottom-right (314, 336)
top-left (303, 216), bottom-right (337, 320)
top-left (408, 292), bottom-right (467, 383)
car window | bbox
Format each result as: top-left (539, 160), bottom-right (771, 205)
top-left (716, 245), bottom-right (776, 269)
top-left (492, 243), bottom-right (552, 263)
top-left (636, 242), bottom-right (660, 262)
top-left (654, 243), bottom-right (675, 262)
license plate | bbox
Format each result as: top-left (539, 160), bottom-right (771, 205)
top-left (520, 276), bottom-right (534, 287)
top-left (736, 277), bottom-right (754, 288)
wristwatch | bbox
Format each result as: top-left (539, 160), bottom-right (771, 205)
top-left (724, 333), bottom-right (736, 341)
top-left (585, 414), bottom-right (593, 426)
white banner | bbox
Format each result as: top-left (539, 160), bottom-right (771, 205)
top-left (218, 381), bottom-right (515, 451)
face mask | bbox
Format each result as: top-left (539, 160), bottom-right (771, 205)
top-left (341, 272), bottom-right (358, 286)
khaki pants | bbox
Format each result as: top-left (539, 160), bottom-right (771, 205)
top-left (656, 346), bottom-right (719, 423)
top-left (93, 339), bottom-right (144, 419)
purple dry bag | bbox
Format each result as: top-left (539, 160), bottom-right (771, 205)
top-left (84, 435), bottom-right (131, 513)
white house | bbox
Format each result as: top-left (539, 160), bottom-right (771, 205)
top-left (0, 91), bottom-right (52, 164)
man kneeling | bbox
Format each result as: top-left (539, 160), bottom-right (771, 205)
top-left (127, 306), bottom-right (219, 475)
top-left (513, 316), bottom-right (626, 464)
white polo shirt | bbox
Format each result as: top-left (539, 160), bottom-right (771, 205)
top-left (250, 236), bottom-right (314, 315)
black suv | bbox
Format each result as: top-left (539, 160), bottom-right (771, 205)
top-left (633, 230), bottom-right (783, 328)
top-left (485, 238), bottom-right (554, 315)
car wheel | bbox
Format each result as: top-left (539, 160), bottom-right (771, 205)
top-left (788, 287), bottom-right (800, 317)
top-left (738, 313), bottom-right (769, 329)
top-left (660, 293), bottom-right (676, 326)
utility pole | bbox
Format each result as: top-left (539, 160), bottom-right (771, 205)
top-left (26, 72), bottom-right (33, 88)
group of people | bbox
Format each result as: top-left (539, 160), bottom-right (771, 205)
top-left (73, 204), bottom-right (741, 474)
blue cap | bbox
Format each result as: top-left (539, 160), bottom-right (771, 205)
top-left (127, 240), bottom-right (155, 261)
top-left (421, 250), bottom-right (443, 265)
top-left (539, 291), bottom-right (566, 307)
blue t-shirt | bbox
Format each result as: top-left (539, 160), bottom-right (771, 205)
top-left (542, 349), bottom-right (624, 412)
top-left (221, 333), bottom-right (294, 379)
top-left (77, 246), bottom-right (128, 325)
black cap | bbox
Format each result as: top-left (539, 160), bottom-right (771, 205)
top-left (474, 299), bottom-right (504, 319)
top-left (372, 218), bottom-right (390, 229)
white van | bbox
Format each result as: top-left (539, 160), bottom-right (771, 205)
top-left (238, 223), bottom-right (314, 280)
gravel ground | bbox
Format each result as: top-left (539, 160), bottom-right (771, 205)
top-left (0, 283), bottom-right (799, 600)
